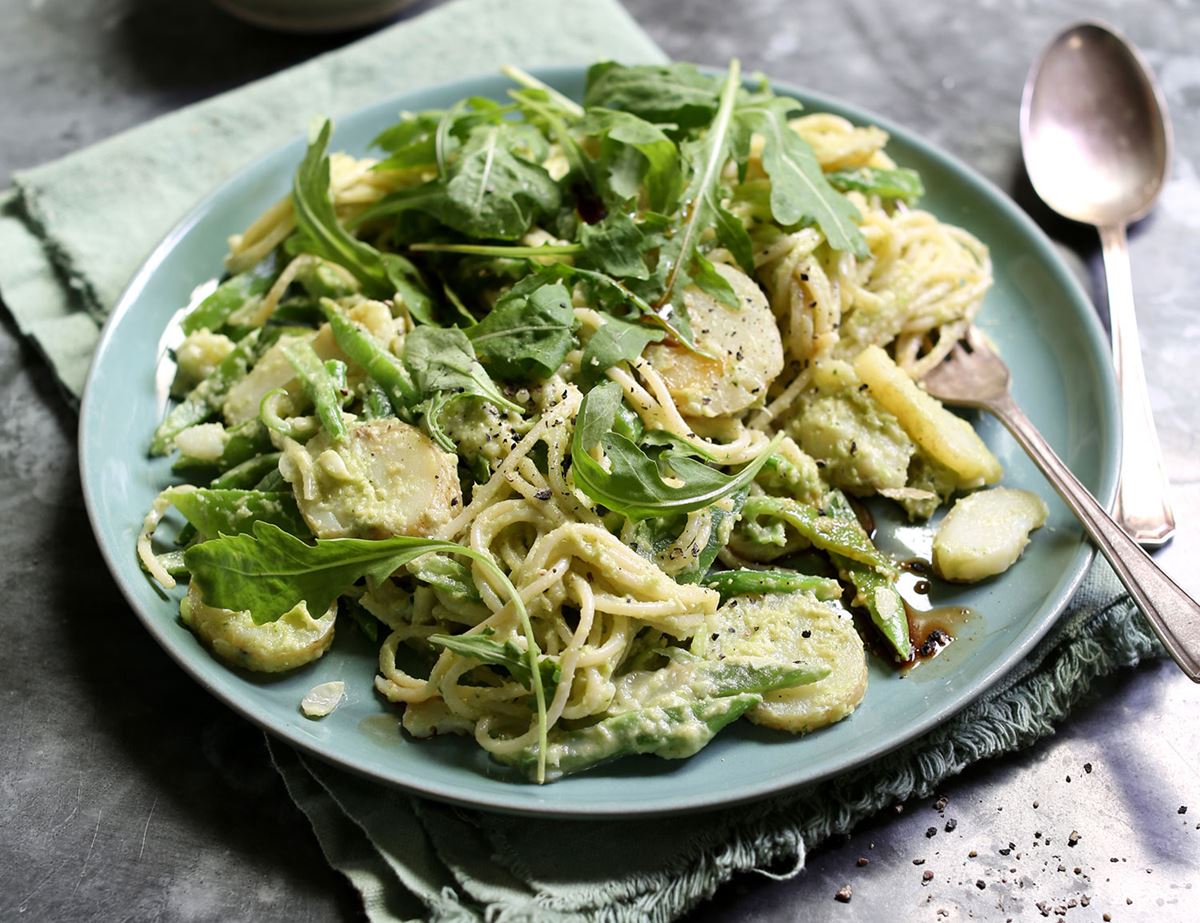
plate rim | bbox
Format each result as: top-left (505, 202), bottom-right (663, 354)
top-left (79, 66), bottom-right (1118, 817)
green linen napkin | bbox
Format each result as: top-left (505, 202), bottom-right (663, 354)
top-left (0, 1), bottom-right (1161, 919)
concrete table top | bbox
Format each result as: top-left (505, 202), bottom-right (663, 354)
top-left (0, 1), bottom-right (1196, 920)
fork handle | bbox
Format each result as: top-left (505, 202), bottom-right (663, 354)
top-left (989, 392), bottom-right (1200, 681)
top-left (1101, 222), bottom-right (1176, 545)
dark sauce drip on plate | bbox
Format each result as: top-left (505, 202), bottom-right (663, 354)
top-left (850, 557), bottom-right (976, 670)
top-left (895, 558), bottom-right (974, 669)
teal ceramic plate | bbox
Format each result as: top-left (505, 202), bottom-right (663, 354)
top-left (79, 68), bottom-right (1118, 817)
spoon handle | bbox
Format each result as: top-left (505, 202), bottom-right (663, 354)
top-left (988, 392), bottom-right (1200, 681)
top-left (1099, 222), bottom-right (1176, 545)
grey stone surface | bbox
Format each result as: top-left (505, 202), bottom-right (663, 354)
top-left (1, 0), bottom-right (1197, 920)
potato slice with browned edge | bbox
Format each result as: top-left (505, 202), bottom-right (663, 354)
top-left (280, 418), bottom-right (461, 540)
top-left (645, 263), bottom-right (783, 417)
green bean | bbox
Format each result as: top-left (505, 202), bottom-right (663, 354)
top-left (497, 694), bottom-right (761, 781)
top-left (694, 658), bottom-right (829, 696)
top-left (282, 340), bottom-right (348, 442)
top-left (619, 655), bottom-right (828, 706)
top-left (361, 380), bottom-right (394, 420)
top-left (150, 329), bottom-right (262, 456)
top-left (739, 495), bottom-right (888, 570)
top-left (318, 298), bottom-right (417, 416)
top-left (825, 490), bottom-right (911, 661)
top-left (254, 469), bottom-right (287, 492)
top-left (181, 272), bottom-right (273, 335)
top-left (702, 569), bottom-right (843, 603)
top-left (209, 452), bottom-right (281, 490)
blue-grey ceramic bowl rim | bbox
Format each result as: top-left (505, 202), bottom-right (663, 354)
top-left (79, 66), bottom-right (1118, 817)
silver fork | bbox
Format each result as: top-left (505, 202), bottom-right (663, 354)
top-left (922, 326), bottom-right (1200, 681)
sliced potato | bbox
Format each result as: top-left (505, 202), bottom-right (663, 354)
top-left (645, 263), bottom-right (783, 417)
top-left (280, 418), bottom-right (461, 540)
top-left (708, 591), bottom-right (867, 733)
top-left (181, 582), bottom-right (335, 673)
top-left (933, 487), bottom-right (1049, 583)
top-left (853, 345), bottom-right (1001, 487)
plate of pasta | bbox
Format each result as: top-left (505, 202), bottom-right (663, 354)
top-left (80, 62), bottom-right (1117, 815)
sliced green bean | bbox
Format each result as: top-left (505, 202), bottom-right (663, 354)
top-left (618, 655), bottom-right (828, 708)
top-left (254, 469), bottom-right (287, 492)
top-left (702, 569), bottom-right (843, 603)
top-left (210, 452), bottom-right (281, 490)
top-left (825, 490), bottom-right (911, 661)
top-left (318, 298), bottom-right (417, 416)
top-left (361, 380), bottom-right (394, 420)
top-left (181, 272), bottom-right (273, 335)
top-left (739, 495), bottom-right (889, 569)
top-left (282, 340), bottom-right (348, 442)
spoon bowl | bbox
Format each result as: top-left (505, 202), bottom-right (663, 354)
top-left (1020, 21), bottom-right (1176, 546)
top-left (1021, 21), bottom-right (1171, 227)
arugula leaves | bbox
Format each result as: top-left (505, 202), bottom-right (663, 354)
top-left (571, 381), bottom-right (781, 520)
top-left (652, 60), bottom-right (746, 315)
top-left (732, 98), bottom-right (868, 257)
top-left (184, 521), bottom-right (552, 781)
top-left (578, 314), bottom-right (665, 387)
top-left (826, 166), bottom-right (925, 203)
top-left (371, 110), bottom-right (442, 172)
top-left (428, 630), bottom-right (561, 694)
top-left (583, 62), bottom-right (722, 134)
top-left (404, 326), bottom-right (522, 451)
top-left (185, 521), bottom-right (455, 625)
top-left (357, 121), bottom-right (560, 241)
top-left (577, 108), bottom-right (682, 213)
top-left (625, 488), bottom-right (746, 584)
top-left (466, 268), bottom-right (578, 381)
top-left (578, 209), bottom-right (649, 280)
top-left (292, 121), bottom-right (433, 321)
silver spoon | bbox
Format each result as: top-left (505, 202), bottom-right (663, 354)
top-left (1021, 21), bottom-right (1175, 546)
